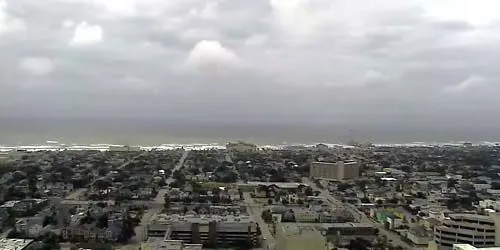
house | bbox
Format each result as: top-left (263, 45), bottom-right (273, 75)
top-left (15, 216), bottom-right (48, 238)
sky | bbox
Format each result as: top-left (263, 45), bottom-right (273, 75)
top-left (1, 0), bottom-right (500, 128)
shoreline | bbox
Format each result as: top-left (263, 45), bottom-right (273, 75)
top-left (1, 141), bottom-right (499, 152)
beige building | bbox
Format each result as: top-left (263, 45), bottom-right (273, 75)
top-left (276, 222), bottom-right (327, 250)
top-left (310, 161), bottom-right (359, 180)
top-left (433, 213), bottom-right (500, 250)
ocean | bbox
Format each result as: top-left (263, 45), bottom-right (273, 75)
top-left (1, 117), bottom-right (499, 146)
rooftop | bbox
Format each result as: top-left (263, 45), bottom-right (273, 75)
top-left (242, 182), bottom-right (309, 189)
top-left (454, 244), bottom-right (500, 250)
top-left (281, 223), bottom-right (319, 236)
top-left (0, 238), bottom-right (34, 250)
top-left (150, 214), bottom-right (255, 224)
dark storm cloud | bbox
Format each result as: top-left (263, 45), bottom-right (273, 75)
top-left (1, 0), bottom-right (500, 127)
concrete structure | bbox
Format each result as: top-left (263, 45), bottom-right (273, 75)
top-left (275, 222), bottom-right (327, 250)
top-left (141, 237), bottom-right (203, 250)
top-left (147, 214), bottom-right (258, 247)
top-left (310, 161), bottom-right (359, 180)
top-left (453, 244), bottom-right (500, 250)
top-left (0, 238), bottom-right (34, 250)
top-left (434, 214), bottom-right (500, 250)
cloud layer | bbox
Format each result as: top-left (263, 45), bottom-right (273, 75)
top-left (1, 0), bottom-right (500, 128)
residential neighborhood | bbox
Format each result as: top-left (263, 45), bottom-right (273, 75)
top-left (1, 142), bottom-right (500, 250)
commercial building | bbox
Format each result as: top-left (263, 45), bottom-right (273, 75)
top-left (433, 213), bottom-right (500, 250)
top-left (147, 214), bottom-right (258, 247)
top-left (275, 222), bottom-right (327, 250)
top-left (310, 161), bottom-right (359, 180)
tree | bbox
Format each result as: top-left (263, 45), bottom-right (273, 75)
top-left (118, 214), bottom-right (136, 243)
top-left (261, 209), bottom-right (273, 223)
top-left (96, 214), bottom-right (109, 228)
top-left (40, 232), bottom-right (59, 250)
top-left (304, 187), bottom-right (314, 196)
top-left (447, 179), bottom-right (458, 189)
top-left (492, 182), bottom-right (500, 190)
top-left (164, 195), bottom-right (171, 210)
top-left (348, 238), bottom-right (371, 250)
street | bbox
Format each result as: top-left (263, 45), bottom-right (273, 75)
top-left (117, 150), bottom-right (190, 250)
top-left (165, 150), bottom-right (189, 185)
top-left (303, 178), bottom-right (414, 250)
top-left (243, 193), bottom-right (275, 250)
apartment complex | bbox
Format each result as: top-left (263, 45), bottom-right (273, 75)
top-left (275, 222), bottom-right (327, 250)
top-left (147, 214), bottom-right (258, 247)
top-left (310, 161), bottom-right (360, 180)
top-left (433, 213), bottom-right (500, 250)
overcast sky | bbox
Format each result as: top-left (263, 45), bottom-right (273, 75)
top-left (1, 0), bottom-right (500, 126)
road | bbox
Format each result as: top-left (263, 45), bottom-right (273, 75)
top-left (243, 193), bottom-right (275, 250)
top-left (135, 150), bottom-right (190, 242)
top-left (65, 188), bottom-right (87, 200)
top-left (165, 150), bottom-right (189, 185)
top-left (117, 151), bottom-right (148, 170)
top-left (303, 178), bottom-right (414, 250)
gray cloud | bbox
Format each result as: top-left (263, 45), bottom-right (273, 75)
top-left (1, 0), bottom-right (500, 130)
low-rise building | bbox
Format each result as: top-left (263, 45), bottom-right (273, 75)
top-left (0, 238), bottom-right (34, 250)
top-left (15, 216), bottom-right (46, 238)
top-left (147, 214), bottom-right (258, 247)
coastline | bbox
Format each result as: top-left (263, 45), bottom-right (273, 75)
top-left (1, 141), bottom-right (499, 152)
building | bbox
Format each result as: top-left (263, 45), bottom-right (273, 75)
top-left (453, 244), bottom-right (500, 250)
top-left (141, 237), bottom-right (203, 250)
top-left (275, 222), bottom-right (327, 250)
top-left (237, 182), bottom-right (309, 196)
top-left (433, 213), bottom-right (500, 250)
top-left (226, 142), bottom-right (257, 152)
top-left (0, 238), bottom-right (34, 250)
top-left (61, 225), bottom-right (118, 243)
top-left (294, 209), bottom-right (319, 222)
top-left (310, 161), bottom-right (360, 180)
top-left (323, 223), bottom-right (378, 247)
top-left (147, 214), bottom-right (258, 247)
top-left (15, 216), bottom-right (47, 238)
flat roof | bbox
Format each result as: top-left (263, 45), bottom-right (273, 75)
top-left (0, 238), bottom-right (34, 250)
top-left (150, 214), bottom-right (255, 224)
top-left (321, 223), bottom-right (375, 229)
top-left (242, 182), bottom-right (309, 188)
